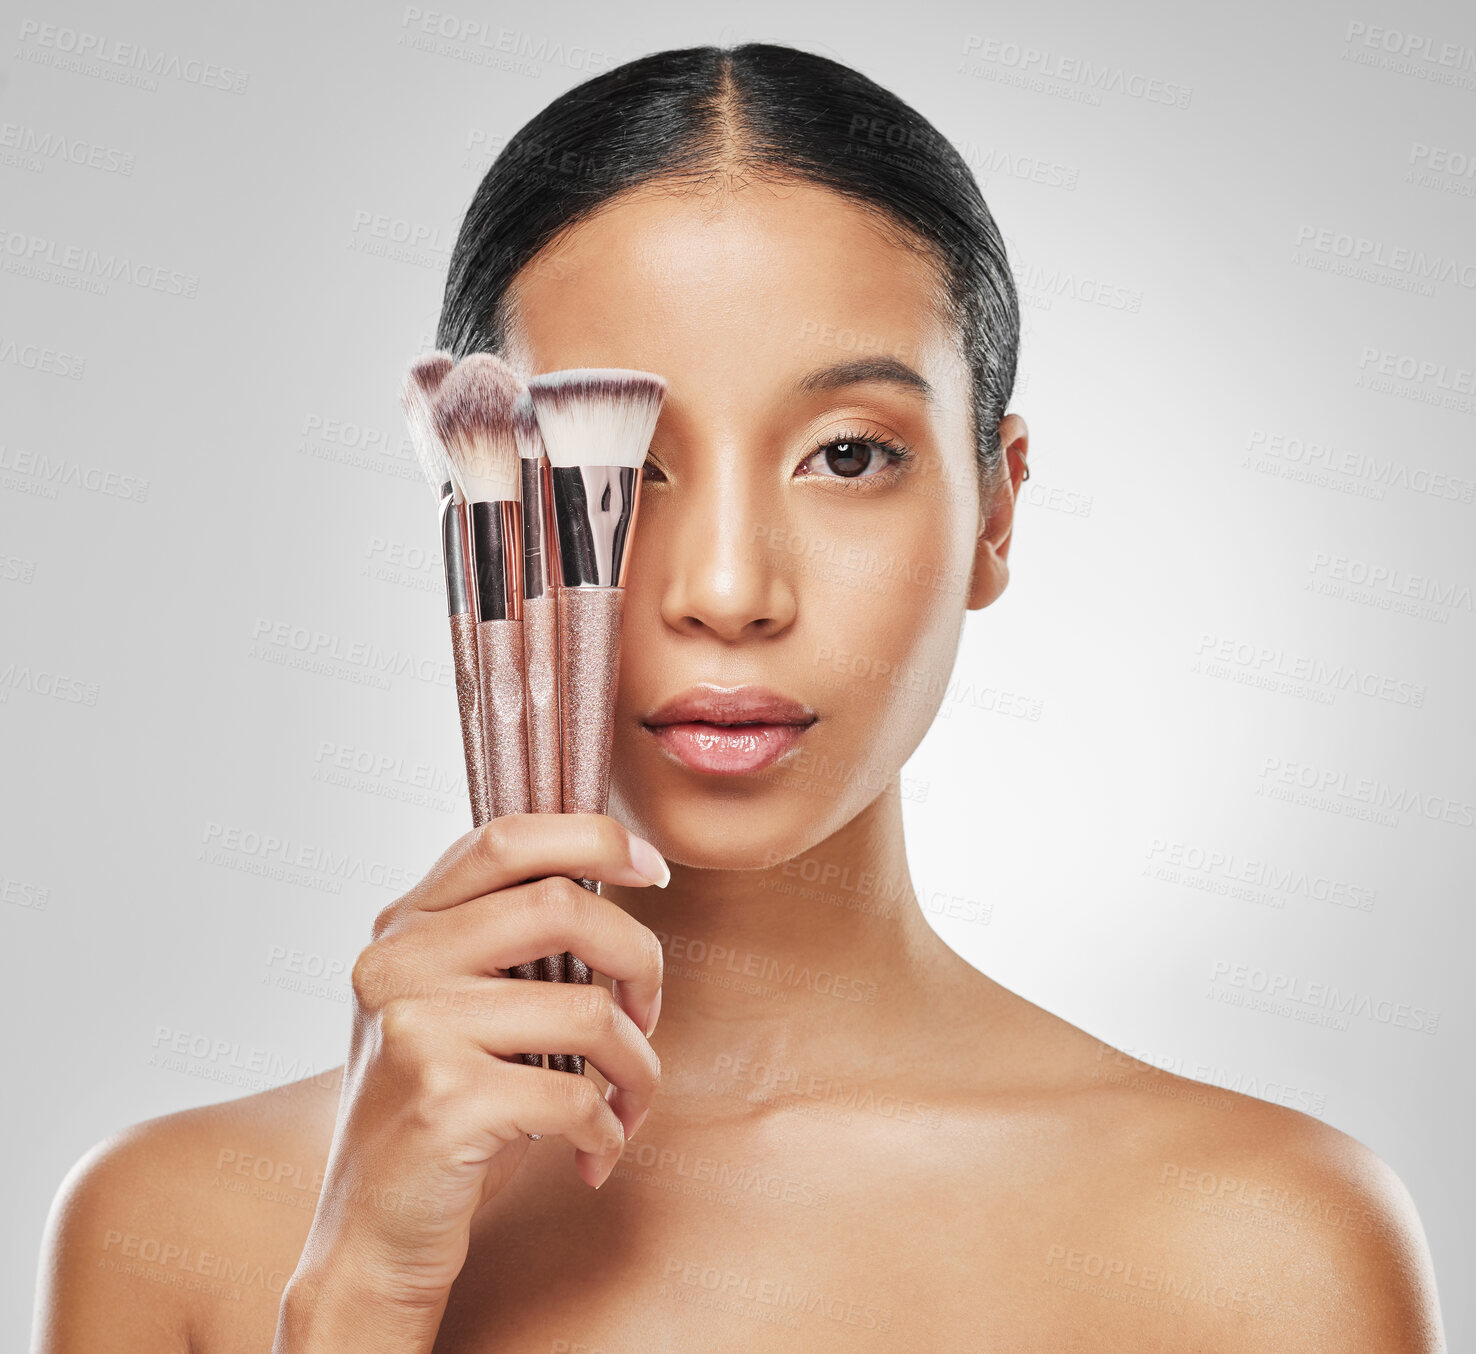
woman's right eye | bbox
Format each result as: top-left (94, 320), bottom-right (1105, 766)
top-left (642, 460), bottom-right (668, 483)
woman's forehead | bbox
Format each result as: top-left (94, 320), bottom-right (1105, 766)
top-left (502, 180), bottom-right (964, 403)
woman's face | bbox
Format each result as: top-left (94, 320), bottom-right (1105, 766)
top-left (505, 179), bottom-right (1013, 869)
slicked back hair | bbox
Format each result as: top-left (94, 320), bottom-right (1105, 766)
top-left (437, 43), bottom-right (1020, 478)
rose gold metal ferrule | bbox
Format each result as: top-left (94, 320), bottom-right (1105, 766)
top-left (469, 497), bottom-right (529, 819)
top-left (547, 463), bottom-right (642, 589)
top-left (520, 455), bottom-right (558, 601)
top-left (439, 484), bottom-right (475, 617)
top-left (468, 499), bottom-right (523, 623)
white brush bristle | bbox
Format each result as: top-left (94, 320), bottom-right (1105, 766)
top-left (401, 352), bottom-right (456, 501)
top-left (432, 353), bottom-right (524, 503)
top-left (526, 368), bottom-right (667, 470)
top-left (512, 391), bottom-right (544, 460)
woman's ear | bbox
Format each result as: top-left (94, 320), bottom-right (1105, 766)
top-left (967, 413), bottom-right (1029, 611)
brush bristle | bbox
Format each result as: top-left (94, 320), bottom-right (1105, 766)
top-left (526, 369), bottom-right (667, 470)
top-left (401, 352), bottom-right (456, 501)
top-left (512, 391), bottom-right (544, 460)
top-left (432, 353), bottom-right (524, 503)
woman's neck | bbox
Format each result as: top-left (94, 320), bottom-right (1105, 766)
top-left (603, 787), bottom-right (962, 1076)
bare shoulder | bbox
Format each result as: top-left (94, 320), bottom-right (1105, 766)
top-left (977, 991), bottom-right (1446, 1352)
top-left (34, 1069), bottom-right (342, 1353)
top-left (1127, 1068), bottom-right (1441, 1350)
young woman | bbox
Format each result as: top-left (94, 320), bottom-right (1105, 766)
top-left (34, 43), bottom-right (1444, 1353)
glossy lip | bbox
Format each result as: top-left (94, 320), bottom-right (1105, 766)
top-left (642, 683), bottom-right (818, 776)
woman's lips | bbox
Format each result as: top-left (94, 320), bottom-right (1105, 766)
top-left (642, 684), bottom-right (817, 775)
top-left (649, 721), bottom-right (809, 774)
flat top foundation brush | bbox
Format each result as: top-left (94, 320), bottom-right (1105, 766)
top-left (528, 367), bottom-right (667, 1076)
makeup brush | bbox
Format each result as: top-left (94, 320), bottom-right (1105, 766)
top-left (514, 393), bottom-right (572, 1071)
top-left (401, 354), bottom-right (492, 829)
top-left (434, 353), bottom-right (543, 1069)
top-left (528, 369), bottom-right (667, 1077)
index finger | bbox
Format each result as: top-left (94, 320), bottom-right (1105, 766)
top-left (406, 813), bottom-right (670, 913)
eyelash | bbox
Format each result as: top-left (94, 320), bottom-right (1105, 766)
top-left (640, 424), bottom-right (914, 484)
top-left (796, 425), bottom-right (913, 483)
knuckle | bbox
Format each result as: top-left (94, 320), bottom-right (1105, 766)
top-left (353, 934), bottom-right (414, 1008)
top-left (378, 996), bottom-right (429, 1052)
top-left (522, 875), bottom-right (586, 934)
top-left (529, 873), bottom-right (572, 917)
top-left (370, 899), bottom-right (403, 942)
top-left (469, 817), bottom-right (512, 872)
top-left (410, 1057), bottom-right (463, 1121)
top-left (500, 876), bottom-right (564, 942)
top-left (350, 944), bottom-right (391, 1008)
top-left (570, 983), bottom-right (617, 1036)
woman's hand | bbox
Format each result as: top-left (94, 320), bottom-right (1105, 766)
top-left (273, 812), bottom-right (667, 1352)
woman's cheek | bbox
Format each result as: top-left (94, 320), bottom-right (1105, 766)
top-left (860, 512), bottom-right (972, 736)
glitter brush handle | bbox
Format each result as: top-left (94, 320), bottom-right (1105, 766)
top-left (467, 498), bottom-right (544, 1070)
top-left (477, 619), bottom-right (545, 1073)
top-left (554, 584), bottom-right (626, 1077)
top-left (450, 614), bottom-right (493, 828)
top-left (522, 591), bottom-right (572, 1067)
top-left (523, 594), bottom-right (563, 815)
top-left (478, 618), bottom-right (543, 1069)
top-left (477, 618), bottom-right (531, 820)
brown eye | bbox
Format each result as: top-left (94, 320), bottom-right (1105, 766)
top-left (642, 459), bottom-right (667, 483)
top-left (824, 441), bottom-right (873, 477)
top-left (796, 433), bottom-right (910, 481)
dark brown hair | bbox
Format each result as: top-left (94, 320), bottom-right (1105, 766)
top-left (438, 42), bottom-right (1019, 476)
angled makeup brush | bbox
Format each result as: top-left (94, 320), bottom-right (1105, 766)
top-left (401, 353), bottom-right (492, 829)
top-left (435, 354), bottom-right (543, 1069)
top-left (514, 393), bottom-right (571, 1070)
top-left (528, 368), bottom-right (667, 1077)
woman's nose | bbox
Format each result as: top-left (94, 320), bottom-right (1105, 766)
top-left (655, 482), bottom-right (798, 643)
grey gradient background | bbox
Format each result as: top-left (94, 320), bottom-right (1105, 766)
top-left (2, 0), bottom-right (1472, 1345)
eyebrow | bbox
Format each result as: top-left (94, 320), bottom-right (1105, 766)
top-left (792, 357), bottom-right (935, 404)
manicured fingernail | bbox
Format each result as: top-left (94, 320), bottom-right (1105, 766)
top-left (628, 1106), bottom-right (650, 1141)
top-left (644, 986), bottom-right (663, 1039)
top-left (628, 834), bottom-right (670, 887)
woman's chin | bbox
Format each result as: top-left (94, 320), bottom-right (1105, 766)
top-left (608, 787), bottom-right (839, 873)
top-left (662, 839), bottom-right (799, 872)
